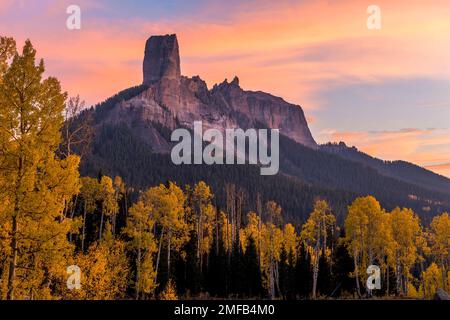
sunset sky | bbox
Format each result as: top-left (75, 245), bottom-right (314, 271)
top-left (1, 0), bottom-right (450, 177)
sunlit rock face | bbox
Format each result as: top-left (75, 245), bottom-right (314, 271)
top-left (106, 34), bottom-right (317, 152)
top-left (143, 34), bottom-right (181, 84)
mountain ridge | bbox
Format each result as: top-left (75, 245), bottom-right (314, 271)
top-left (75, 34), bottom-right (450, 222)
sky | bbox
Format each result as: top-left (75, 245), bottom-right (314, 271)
top-left (1, 0), bottom-right (450, 178)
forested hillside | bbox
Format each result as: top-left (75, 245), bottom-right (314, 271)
top-left (320, 142), bottom-right (450, 194)
top-left (1, 37), bottom-right (448, 301)
top-left (77, 110), bottom-right (450, 224)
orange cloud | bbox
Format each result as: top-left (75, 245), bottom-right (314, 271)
top-left (2, 0), bottom-right (450, 177)
top-left (425, 163), bottom-right (450, 178)
top-left (4, 0), bottom-right (450, 109)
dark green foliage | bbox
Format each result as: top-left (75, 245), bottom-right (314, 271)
top-left (279, 246), bottom-right (296, 299)
top-left (317, 250), bottom-right (331, 296)
top-left (330, 231), bottom-right (354, 297)
top-left (280, 135), bottom-right (450, 223)
top-left (243, 237), bottom-right (263, 298)
top-left (320, 142), bottom-right (450, 195)
top-left (295, 243), bottom-right (311, 298)
top-left (78, 121), bottom-right (450, 225)
top-left (79, 123), bottom-right (357, 223)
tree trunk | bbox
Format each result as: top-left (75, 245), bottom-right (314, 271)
top-left (8, 155), bottom-right (23, 300)
top-left (68, 194), bottom-right (78, 242)
top-left (136, 245), bottom-right (141, 300)
top-left (441, 261), bottom-right (447, 291)
top-left (136, 222), bottom-right (142, 300)
top-left (386, 264), bottom-right (390, 297)
top-left (81, 203), bottom-right (87, 252)
top-left (257, 193), bottom-right (262, 268)
top-left (99, 211), bottom-right (104, 241)
top-left (154, 228), bottom-right (165, 284)
top-left (167, 231), bottom-right (171, 279)
top-left (7, 215), bottom-right (18, 300)
top-left (353, 249), bottom-right (361, 298)
top-left (269, 258), bottom-right (275, 299)
top-left (312, 250), bottom-right (319, 299)
top-left (396, 257), bottom-right (401, 295)
top-left (312, 227), bottom-right (321, 299)
top-left (111, 214), bottom-right (116, 237)
top-left (215, 210), bottom-right (219, 256)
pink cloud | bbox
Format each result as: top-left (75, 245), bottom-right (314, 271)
top-left (1, 0), bottom-right (450, 177)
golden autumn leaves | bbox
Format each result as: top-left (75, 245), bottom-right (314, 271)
top-left (0, 37), bottom-right (80, 299)
top-left (0, 37), bottom-right (448, 300)
top-left (344, 196), bottom-right (450, 298)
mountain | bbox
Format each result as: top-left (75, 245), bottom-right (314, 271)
top-left (77, 34), bottom-right (450, 223)
top-left (99, 34), bottom-right (317, 151)
top-left (320, 142), bottom-right (450, 194)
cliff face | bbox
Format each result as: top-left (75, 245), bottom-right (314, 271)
top-left (143, 34), bottom-right (181, 84)
top-left (105, 34), bottom-right (317, 151)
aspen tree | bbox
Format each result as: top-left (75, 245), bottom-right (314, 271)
top-left (301, 200), bottom-right (335, 299)
top-left (389, 207), bottom-right (421, 295)
top-left (98, 176), bottom-right (118, 240)
top-left (124, 199), bottom-right (158, 299)
top-left (429, 212), bottom-right (450, 291)
top-left (344, 196), bottom-right (384, 297)
top-left (143, 182), bottom-right (189, 281)
top-left (192, 181), bottom-right (215, 271)
top-left (0, 39), bottom-right (80, 299)
top-left (260, 201), bottom-right (283, 299)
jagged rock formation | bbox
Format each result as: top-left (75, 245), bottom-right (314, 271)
top-left (82, 34), bottom-right (450, 220)
top-left (104, 34), bottom-right (317, 151)
top-left (143, 34), bottom-right (181, 84)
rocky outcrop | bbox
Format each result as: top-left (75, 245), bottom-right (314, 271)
top-left (107, 34), bottom-right (317, 151)
top-left (143, 34), bottom-right (180, 84)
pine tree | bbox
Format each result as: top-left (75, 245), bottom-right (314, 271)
top-left (330, 229), bottom-right (354, 297)
top-left (244, 236), bottom-right (263, 298)
top-left (294, 243), bottom-right (311, 298)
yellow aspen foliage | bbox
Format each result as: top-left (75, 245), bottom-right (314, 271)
top-left (124, 199), bottom-right (158, 299)
top-left (219, 211), bottom-right (233, 253)
top-left (283, 223), bottom-right (298, 262)
top-left (141, 182), bottom-right (189, 279)
top-left (0, 39), bottom-right (80, 300)
top-left (239, 228), bottom-right (248, 254)
top-left (407, 283), bottom-right (421, 298)
top-left (344, 196), bottom-right (384, 296)
top-left (65, 241), bottom-right (129, 300)
top-left (259, 201), bottom-right (283, 298)
top-left (112, 176), bottom-right (126, 234)
top-left (160, 279), bottom-right (178, 300)
top-left (98, 176), bottom-right (119, 240)
top-left (388, 207), bottom-right (421, 295)
top-left (191, 181), bottom-right (215, 269)
top-left (429, 212), bottom-right (450, 290)
top-left (240, 211), bottom-right (262, 254)
top-left (420, 263), bottom-right (443, 299)
top-left (301, 200), bottom-right (335, 299)
top-left (0, 36), bottom-right (16, 76)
